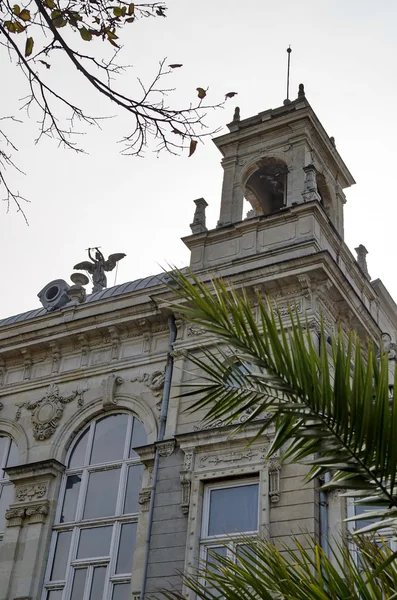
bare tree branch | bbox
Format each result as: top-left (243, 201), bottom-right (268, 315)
top-left (0, 0), bottom-right (229, 218)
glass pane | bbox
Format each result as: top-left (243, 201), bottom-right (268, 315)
top-left (206, 546), bottom-right (227, 572)
top-left (6, 440), bottom-right (18, 468)
top-left (60, 475), bottom-right (81, 523)
top-left (236, 543), bottom-right (257, 567)
top-left (89, 566), bottom-right (106, 600)
top-left (0, 484), bottom-right (14, 531)
top-left (354, 504), bottom-right (379, 530)
top-left (208, 484), bottom-right (258, 536)
top-left (47, 590), bottom-right (63, 600)
top-left (51, 531), bottom-right (72, 580)
top-left (83, 469), bottom-right (120, 519)
top-left (123, 465), bottom-right (143, 514)
top-left (129, 419), bottom-right (146, 457)
top-left (71, 568), bottom-right (87, 600)
top-left (116, 522), bottom-right (137, 574)
top-left (112, 583), bottom-right (130, 600)
top-left (77, 526), bottom-right (112, 558)
top-left (90, 415), bottom-right (128, 465)
top-left (206, 547), bottom-right (227, 596)
top-left (0, 437), bottom-right (8, 469)
top-left (69, 428), bottom-right (89, 469)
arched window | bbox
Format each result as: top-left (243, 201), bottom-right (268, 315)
top-left (244, 160), bottom-right (288, 217)
top-left (0, 435), bottom-right (19, 540)
top-left (43, 413), bottom-right (146, 600)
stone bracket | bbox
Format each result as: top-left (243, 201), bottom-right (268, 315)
top-left (180, 470), bottom-right (192, 515)
top-left (138, 487), bottom-right (152, 512)
top-left (102, 373), bottom-right (123, 409)
top-left (268, 457), bottom-right (281, 503)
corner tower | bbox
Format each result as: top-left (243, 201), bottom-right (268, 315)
top-left (184, 85), bottom-right (356, 272)
top-left (216, 85), bottom-right (355, 235)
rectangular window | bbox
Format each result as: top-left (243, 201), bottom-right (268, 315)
top-left (200, 479), bottom-right (259, 573)
top-left (347, 499), bottom-right (397, 560)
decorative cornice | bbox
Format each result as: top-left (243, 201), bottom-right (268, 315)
top-left (5, 458), bottom-right (65, 482)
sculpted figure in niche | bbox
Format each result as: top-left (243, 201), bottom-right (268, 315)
top-left (74, 247), bottom-right (126, 293)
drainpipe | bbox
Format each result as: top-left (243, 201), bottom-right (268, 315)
top-left (140, 314), bottom-right (177, 600)
top-left (315, 330), bottom-right (330, 557)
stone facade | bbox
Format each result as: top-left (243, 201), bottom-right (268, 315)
top-left (0, 88), bottom-right (396, 600)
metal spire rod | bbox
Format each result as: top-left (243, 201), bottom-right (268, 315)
top-left (286, 45), bottom-right (292, 100)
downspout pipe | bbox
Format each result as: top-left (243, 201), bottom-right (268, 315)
top-left (316, 330), bottom-right (330, 557)
top-left (140, 314), bottom-right (177, 600)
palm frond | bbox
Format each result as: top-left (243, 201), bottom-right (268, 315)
top-left (159, 536), bottom-right (397, 600)
top-left (168, 268), bottom-right (397, 530)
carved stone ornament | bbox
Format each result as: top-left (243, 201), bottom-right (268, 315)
top-left (301, 164), bottom-right (321, 203)
top-left (190, 198), bottom-right (208, 235)
top-left (170, 348), bottom-right (188, 361)
top-left (16, 483), bottom-right (47, 502)
top-left (25, 502), bottom-right (49, 524)
top-left (157, 439), bottom-right (176, 457)
top-left (102, 373), bottom-right (124, 409)
top-left (138, 488), bottom-right (152, 511)
top-left (6, 500), bottom-right (50, 526)
top-left (131, 369), bottom-right (165, 398)
top-left (180, 470), bottom-right (192, 515)
top-left (17, 383), bottom-right (86, 440)
top-left (187, 325), bottom-right (207, 337)
top-left (5, 507), bottom-right (26, 527)
top-left (268, 457), bottom-right (281, 503)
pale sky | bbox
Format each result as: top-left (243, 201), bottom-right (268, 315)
top-left (1, 0), bottom-right (396, 320)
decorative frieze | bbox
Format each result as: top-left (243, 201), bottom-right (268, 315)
top-left (16, 483), bottom-right (47, 502)
top-left (16, 383), bottom-right (86, 440)
top-left (187, 325), bottom-right (207, 337)
top-left (197, 447), bottom-right (264, 470)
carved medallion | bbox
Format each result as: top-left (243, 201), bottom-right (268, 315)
top-left (17, 383), bottom-right (86, 441)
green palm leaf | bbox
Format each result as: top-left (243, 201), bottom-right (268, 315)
top-left (168, 268), bottom-right (397, 531)
top-left (160, 536), bottom-right (397, 600)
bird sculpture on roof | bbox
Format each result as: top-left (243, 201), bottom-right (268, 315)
top-left (74, 248), bottom-right (126, 293)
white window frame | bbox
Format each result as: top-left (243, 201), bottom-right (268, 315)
top-left (42, 413), bottom-right (145, 600)
top-left (199, 479), bottom-right (260, 570)
top-left (347, 498), bottom-right (397, 558)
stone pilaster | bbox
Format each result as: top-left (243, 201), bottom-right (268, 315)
top-left (0, 459), bottom-right (65, 600)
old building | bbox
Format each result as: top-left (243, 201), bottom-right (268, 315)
top-left (0, 85), bottom-right (396, 600)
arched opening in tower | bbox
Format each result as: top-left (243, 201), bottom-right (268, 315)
top-left (244, 160), bottom-right (288, 217)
